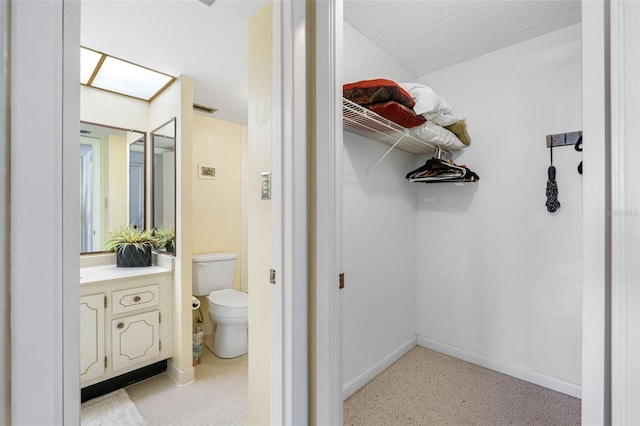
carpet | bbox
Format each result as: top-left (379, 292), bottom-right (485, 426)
top-left (81, 388), bottom-right (146, 425)
top-left (344, 346), bottom-right (581, 425)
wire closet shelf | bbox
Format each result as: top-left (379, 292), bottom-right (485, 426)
top-left (342, 97), bottom-right (453, 162)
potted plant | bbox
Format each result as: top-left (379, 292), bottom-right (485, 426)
top-left (153, 225), bottom-right (175, 252)
top-left (104, 225), bottom-right (161, 267)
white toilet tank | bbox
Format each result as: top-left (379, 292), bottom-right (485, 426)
top-left (192, 253), bottom-right (237, 296)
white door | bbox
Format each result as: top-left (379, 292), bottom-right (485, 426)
top-left (128, 150), bottom-right (144, 230)
top-left (80, 136), bottom-right (101, 252)
top-left (80, 294), bottom-right (105, 384)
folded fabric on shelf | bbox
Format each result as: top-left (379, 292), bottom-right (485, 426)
top-left (399, 82), bottom-right (471, 146)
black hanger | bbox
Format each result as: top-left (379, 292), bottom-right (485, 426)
top-left (406, 157), bottom-right (479, 183)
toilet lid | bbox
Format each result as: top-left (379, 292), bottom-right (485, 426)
top-left (208, 289), bottom-right (248, 308)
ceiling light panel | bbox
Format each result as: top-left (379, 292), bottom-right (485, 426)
top-left (80, 47), bottom-right (102, 84)
top-left (89, 56), bottom-right (174, 101)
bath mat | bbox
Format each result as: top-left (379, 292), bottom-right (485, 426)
top-left (81, 388), bottom-right (146, 425)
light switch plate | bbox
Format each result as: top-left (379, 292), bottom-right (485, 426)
top-left (261, 172), bottom-right (271, 200)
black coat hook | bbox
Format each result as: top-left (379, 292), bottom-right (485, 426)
top-left (575, 136), bottom-right (583, 174)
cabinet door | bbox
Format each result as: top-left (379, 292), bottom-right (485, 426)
top-left (112, 310), bottom-right (160, 372)
top-left (80, 293), bottom-right (105, 384)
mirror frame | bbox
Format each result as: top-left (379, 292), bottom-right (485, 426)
top-left (80, 120), bottom-right (147, 255)
top-left (150, 117), bottom-right (177, 256)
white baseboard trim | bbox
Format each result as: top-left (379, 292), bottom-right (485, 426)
top-left (167, 359), bottom-right (195, 386)
top-left (416, 336), bottom-right (582, 398)
top-left (343, 336), bottom-right (417, 400)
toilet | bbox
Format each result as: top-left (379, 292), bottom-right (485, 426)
top-left (192, 253), bottom-right (248, 358)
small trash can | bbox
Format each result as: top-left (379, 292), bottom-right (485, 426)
top-left (192, 325), bottom-right (204, 366)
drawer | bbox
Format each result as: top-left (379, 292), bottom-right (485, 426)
top-left (111, 284), bottom-right (159, 315)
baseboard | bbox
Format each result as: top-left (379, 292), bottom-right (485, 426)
top-left (416, 336), bottom-right (581, 398)
top-left (167, 359), bottom-right (195, 386)
top-left (81, 360), bottom-right (167, 402)
top-left (343, 336), bottom-right (417, 400)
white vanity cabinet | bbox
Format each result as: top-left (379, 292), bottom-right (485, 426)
top-left (80, 293), bottom-right (106, 383)
top-left (80, 266), bottom-right (173, 388)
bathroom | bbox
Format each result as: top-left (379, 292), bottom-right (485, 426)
top-left (78, 0), bottom-right (272, 423)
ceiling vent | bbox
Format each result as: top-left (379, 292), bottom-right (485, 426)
top-left (193, 103), bottom-right (218, 114)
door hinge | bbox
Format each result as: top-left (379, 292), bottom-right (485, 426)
top-left (104, 356), bottom-right (108, 369)
top-left (269, 268), bottom-right (276, 285)
top-left (159, 340), bottom-right (162, 351)
top-left (339, 273), bottom-right (345, 289)
top-left (104, 296), bottom-right (107, 309)
top-left (159, 312), bottom-right (161, 323)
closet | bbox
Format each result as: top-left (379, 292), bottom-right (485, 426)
top-left (340, 3), bottom-right (583, 403)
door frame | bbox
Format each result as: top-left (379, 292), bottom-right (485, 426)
top-left (313, 0), bottom-right (344, 424)
top-left (271, 0), bottom-right (309, 423)
top-left (80, 136), bottom-right (102, 251)
top-left (10, 0), bottom-right (80, 423)
top-left (581, 1), bottom-right (611, 424)
top-left (609, 1), bottom-right (640, 424)
top-left (10, 0), bottom-right (298, 423)
top-left (312, 0), bottom-right (614, 424)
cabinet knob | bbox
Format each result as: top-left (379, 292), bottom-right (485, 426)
top-left (117, 322), bottom-right (124, 329)
top-left (133, 295), bottom-right (141, 302)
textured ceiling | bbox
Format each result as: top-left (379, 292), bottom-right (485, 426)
top-left (81, 1), bottom-right (581, 126)
top-left (344, 0), bottom-right (582, 78)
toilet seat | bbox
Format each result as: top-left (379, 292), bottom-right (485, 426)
top-left (208, 289), bottom-right (248, 308)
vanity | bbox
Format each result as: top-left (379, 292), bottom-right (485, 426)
top-left (78, 114), bottom-right (178, 400)
top-left (80, 256), bottom-right (174, 391)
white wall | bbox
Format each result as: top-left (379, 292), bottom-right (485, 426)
top-left (342, 134), bottom-right (418, 397)
top-left (341, 20), bottom-right (419, 397)
top-left (414, 24), bottom-right (583, 396)
top-left (149, 77), bottom-right (195, 384)
top-left (81, 85), bottom-right (149, 131)
top-left (343, 22), bottom-right (415, 84)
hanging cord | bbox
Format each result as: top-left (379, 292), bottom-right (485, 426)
top-left (546, 141), bottom-right (561, 213)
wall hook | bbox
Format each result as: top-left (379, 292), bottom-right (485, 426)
top-left (575, 135), bottom-right (583, 174)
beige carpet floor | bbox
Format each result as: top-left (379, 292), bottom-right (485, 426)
top-left (125, 344), bottom-right (247, 426)
top-left (344, 346), bottom-right (581, 426)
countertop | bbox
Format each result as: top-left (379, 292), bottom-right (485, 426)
top-left (80, 264), bottom-right (173, 285)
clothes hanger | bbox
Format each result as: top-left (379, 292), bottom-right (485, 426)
top-left (406, 147), bottom-right (479, 183)
top-left (407, 160), bottom-right (464, 181)
top-left (408, 160), bottom-right (478, 182)
top-left (406, 155), bottom-right (466, 179)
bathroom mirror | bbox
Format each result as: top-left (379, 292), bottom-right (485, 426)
top-left (151, 117), bottom-right (176, 255)
top-left (80, 121), bottom-right (146, 253)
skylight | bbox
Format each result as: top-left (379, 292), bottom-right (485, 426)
top-left (80, 46), bottom-right (175, 102)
